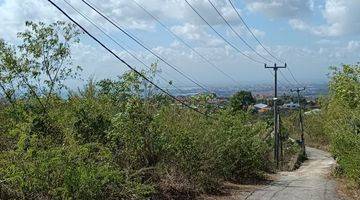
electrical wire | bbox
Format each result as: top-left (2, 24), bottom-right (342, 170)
top-left (82, 0), bottom-right (212, 93)
top-left (228, 0), bottom-right (303, 88)
top-left (62, 0), bottom-right (186, 94)
top-left (228, 0), bottom-right (284, 64)
top-left (132, 0), bottom-right (241, 86)
top-left (287, 67), bottom-right (302, 87)
top-left (279, 70), bottom-right (295, 87)
top-left (184, 0), bottom-right (265, 65)
top-left (207, 0), bottom-right (273, 63)
top-left (47, 0), bottom-right (212, 118)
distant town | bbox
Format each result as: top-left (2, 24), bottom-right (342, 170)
top-left (170, 82), bottom-right (325, 113)
top-left (171, 82), bottom-right (328, 99)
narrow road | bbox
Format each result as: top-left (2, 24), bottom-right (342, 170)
top-left (246, 147), bottom-right (341, 200)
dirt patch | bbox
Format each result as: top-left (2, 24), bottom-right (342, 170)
top-left (198, 182), bottom-right (264, 200)
top-left (335, 176), bottom-right (360, 200)
top-left (198, 175), bottom-right (277, 200)
top-left (280, 149), bottom-right (307, 171)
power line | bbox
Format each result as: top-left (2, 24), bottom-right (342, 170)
top-left (268, 69), bottom-right (290, 91)
top-left (82, 0), bottom-right (212, 93)
top-left (279, 70), bottom-right (295, 87)
top-left (46, 0), bottom-right (211, 118)
top-left (184, 0), bottom-right (265, 65)
top-left (132, 0), bottom-right (241, 86)
top-left (62, 0), bottom-right (186, 94)
top-left (228, 0), bottom-right (284, 64)
top-left (207, 0), bottom-right (273, 63)
top-left (287, 67), bottom-right (302, 87)
top-left (228, 0), bottom-right (303, 88)
top-left (187, 0), bottom-right (286, 92)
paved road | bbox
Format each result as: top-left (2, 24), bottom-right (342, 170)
top-left (246, 147), bottom-right (341, 200)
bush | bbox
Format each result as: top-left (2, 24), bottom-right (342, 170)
top-left (324, 64), bottom-right (360, 186)
top-left (0, 21), bottom-right (274, 199)
top-left (151, 107), bottom-right (271, 192)
top-left (0, 144), bottom-right (154, 200)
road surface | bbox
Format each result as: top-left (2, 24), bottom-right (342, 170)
top-left (245, 147), bottom-right (341, 200)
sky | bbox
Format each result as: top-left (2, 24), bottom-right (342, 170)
top-left (0, 0), bottom-right (360, 89)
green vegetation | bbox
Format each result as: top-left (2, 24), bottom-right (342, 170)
top-left (298, 64), bottom-right (360, 188)
top-left (325, 64), bottom-right (360, 186)
top-left (4, 20), bottom-right (351, 199)
top-left (0, 22), bottom-right (276, 199)
top-left (229, 90), bottom-right (255, 112)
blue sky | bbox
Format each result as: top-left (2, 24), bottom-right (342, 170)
top-left (0, 0), bottom-right (360, 88)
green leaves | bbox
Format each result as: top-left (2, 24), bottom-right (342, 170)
top-left (229, 90), bottom-right (256, 113)
top-left (0, 21), bottom-right (275, 199)
top-left (0, 21), bottom-right (82, 111)
top-left (329, 64), bottom-right (360, 109)
top-left (0, 144), bottom-right (154, 199)
top-left (323, 64), bottom-right (360, 185)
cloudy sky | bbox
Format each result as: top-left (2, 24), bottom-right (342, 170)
top-left (0, 0), bottom-right (359, 88)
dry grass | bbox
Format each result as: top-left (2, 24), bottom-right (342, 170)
top-left (198, 174), bottom-right (277, 200)
top-left (335, 176), bottom-right (360, 200)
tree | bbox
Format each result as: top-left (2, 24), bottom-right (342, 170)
top-left (329, 64), bottom-right (360, 109)
top-left (96, 61), bottom-right (162, 103)
top-left (0, 21), bottom-right (82, 111)
top-left (229, 90), bottom-right (255, 112)
top-left (0, 39), bottom-right (18, 105)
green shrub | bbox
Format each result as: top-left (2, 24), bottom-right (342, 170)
top-left (325, 64), bottom-right (360, 186)
top-left (0, 144), bottom-right (154, 199)
top-left (0, 20), bottom-right (275, 199)
top-left (151, 107), bottom-right (271, 192)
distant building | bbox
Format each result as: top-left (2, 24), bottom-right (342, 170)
top-left (254, 103), bottom-right (271, 113)
top-left (282, 102), bottom-right (300, 110)
top-left (304, 109), bottom-right (321, 115)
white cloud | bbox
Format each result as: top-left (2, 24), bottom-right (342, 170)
top-left (347, 41), bottom-right (360, 52)
top-left (171, 23), bottom-right (223, 47)
top-left (0, 0), bottom-right (62, 41)
top-left (0, 0), bottom-right (357, 86)
top-left (319, 0), bottom-right (360, 36)
top-left (316, 39), bottom-right (340, 46)
top-left (245, 0), bottom-right (314, 19)
top-left (288, 19), bottom-right (309, 31)
top-left (251, 28), bottom-right (266, 38)
top-left (289, 0), bottom-right (360, 37)
top-left (0, 0), bottom-right (246, 40)
top-left (229, 25), bottom-right (266, 39)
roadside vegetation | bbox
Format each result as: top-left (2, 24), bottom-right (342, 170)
top-left (325, 64), bottom-right (360, 191)
top-left (3, 20), bottom-right (354, 200)
top-left (287, 64), bottom-right (360, 196)
top-left (0, 21), bottom-right (278, 199)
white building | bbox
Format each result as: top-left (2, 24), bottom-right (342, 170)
top-left (282, 102), bottom-right (300, 110)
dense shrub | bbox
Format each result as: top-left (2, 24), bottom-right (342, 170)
top-left (0, 21), bottom-right (273, 199)
top-left (151, 107), bottom-right (271, 192)
top-left (324, 64), bottom-right (360, 185)
top-left (0, 99), bottom-right (272, 199)
top-left (303, 110), bottom-right (329, 149)
top-left (107, 101), bottom-right (272, 194)
top-left (0, 144), bottom-right (154, 200)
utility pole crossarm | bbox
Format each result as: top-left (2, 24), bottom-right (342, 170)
top-left (265, 63), bottom-right (287, 69)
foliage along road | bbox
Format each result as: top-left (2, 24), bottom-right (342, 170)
top-left (245, 147), bottom-right (341, 200)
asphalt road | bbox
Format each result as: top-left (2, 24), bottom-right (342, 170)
top-left (246, 147), bottom-right (342, 200)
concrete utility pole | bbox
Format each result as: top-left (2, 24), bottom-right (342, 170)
top-left (291, 87), bottom-right (306, 156)
top-left (265, 63), bottom-right (287, 168)
top-left (279, 114), bottom-right (283, 161)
